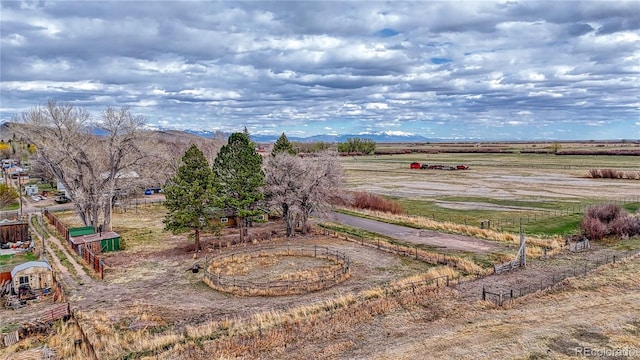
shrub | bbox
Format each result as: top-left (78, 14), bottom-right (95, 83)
top-left (585, 203), bottom-right (624, 224)
top-left (588, 168), bottom-right (636, 179)
top-left (580, 217), bottom-right (608, 241)
top-left (581, 203), bottom-right (640, 240)
top-left (611, 214), bottom-right (640, 238)
top-left (342, 191), bottom-right (406, 215)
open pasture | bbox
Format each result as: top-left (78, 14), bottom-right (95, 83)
top-left (340, 150), bottom-right (640, 235)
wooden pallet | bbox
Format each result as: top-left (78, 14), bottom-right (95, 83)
top-left (3, 330), bottom-right (19, 347)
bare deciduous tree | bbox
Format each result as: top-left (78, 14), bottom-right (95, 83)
top-left (14, 100), bottom-right (151, 231)
top-left (297, 152), bottom-right (344, 234)
top-left (264, 153), bottom-right (305, 236)
top-left (264, 151), bottom-right (344, 236)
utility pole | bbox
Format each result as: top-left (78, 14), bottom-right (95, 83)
top-left (520, 218), bottom-right (526, 268)
top-left (17, 170), bottom-right (23, 219)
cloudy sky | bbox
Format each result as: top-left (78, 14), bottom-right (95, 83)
top-left (1, 1), bottom-right (639, 140)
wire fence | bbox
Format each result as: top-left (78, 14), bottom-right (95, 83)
top-left (482, 249), bottom-right (640, 306)
top-left (317, 227), bottom-right (488, 277)
top-left (419, 196), bottom-right (640, 233)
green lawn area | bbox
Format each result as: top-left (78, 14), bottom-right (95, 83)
top-left (1, 203), bottom-right (20, 211)
top-left (0, 252), bottom-right (39, 269)
top-left (396, 197), bottom-right (606, 237)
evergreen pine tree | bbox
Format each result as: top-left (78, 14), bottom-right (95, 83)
top-left (271, 132), bottom-right (296, 156)
top-left (213, 132), bottom-right (265, 242)
top-left (163, 145), bottom-right (218, 252)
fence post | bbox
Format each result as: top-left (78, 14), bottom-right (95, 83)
top-left (482, 286), bottom-right (486, 301)
top-left (613, 255), bottom-right (616, 264)
top-left (446, 275), bottom-right (449, 287)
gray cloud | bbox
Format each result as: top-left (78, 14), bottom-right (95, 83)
top-left (1, 0), bottom-right (638, 140)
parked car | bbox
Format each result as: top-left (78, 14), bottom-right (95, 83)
top-left (54, 195), bottom-right (71, 204)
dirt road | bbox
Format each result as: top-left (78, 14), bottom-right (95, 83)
top-left (331, 212), bottom-right (502, 253)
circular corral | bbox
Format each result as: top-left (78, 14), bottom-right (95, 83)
top-left (204, 245), bottom-right (351, 296)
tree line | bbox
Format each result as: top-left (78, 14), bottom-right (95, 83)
top-left (10, 101), bottom-right (346, 252)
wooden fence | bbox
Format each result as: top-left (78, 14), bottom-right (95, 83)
top-left (204, 245), bottom-right (350, 296)
top-left (318, 227), bottom-right (486, 277)
top-left (43, 210), bottom-right (104, 278)
top-left (39, 303), bottom-right (71, 322)
top-left (568, 238), bottom-right (590, 252)
top-left (2, 303), bottom-right (70, 347)
top-left (70, 309), bottom-right (99, 360)
top-left (494, 233), bottom-right (526, 275)
top-left (483, 249), bottom-right (640, 306)
top-left (81, 246), bottom-right (104, 279)
top-left (43, 210), bottom-right (69, 241)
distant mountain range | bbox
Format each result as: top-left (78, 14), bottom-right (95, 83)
top-left (184, 129), bottom-right (434, 143)
top-left (1, 122), bottom-right (433, 143)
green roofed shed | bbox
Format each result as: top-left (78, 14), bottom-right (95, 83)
top-left (69, 229), bottom-right (121, 253)
top-left (68, 226), bottom-right (95, 237)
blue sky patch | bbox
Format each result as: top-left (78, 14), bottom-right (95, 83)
top-left (431, 57), bottom-right (452, 64)
top-left (374, 28), bottom-right (399, 37)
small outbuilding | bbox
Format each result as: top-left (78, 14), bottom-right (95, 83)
top-left (11, 261), bottom-right (53, 292)
top-left (24, 184), bottom-right (39, 196)
top-left (0, 219), bottom-right (29, 245)
top-left (69, 228), bottom-right (121, 254)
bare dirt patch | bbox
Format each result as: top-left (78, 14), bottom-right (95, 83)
top-left (64, 224), bottom-right (435, 334)
top-left (343, 158), bottom-right (640, 201)
top-left (211, 254), bottom-right (335, 281)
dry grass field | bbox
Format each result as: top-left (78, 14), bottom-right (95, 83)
top-left (341, 152), bottom-right (640, 202)
top-left (1, 142), bottom-right (639, 359)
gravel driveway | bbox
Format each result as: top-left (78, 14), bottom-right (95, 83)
top-left (331, 212), bottom-right (502, 253)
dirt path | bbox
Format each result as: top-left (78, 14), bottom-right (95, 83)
top-left (29, 214), bottom-right (94, 296)
top-left (331, 212), bottom-right (502, 253)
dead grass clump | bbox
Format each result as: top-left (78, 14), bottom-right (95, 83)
top-left (588, 168), bottom-right (640, 180)
top-left (173, 282), bottom-right (451, 359)
top-left (71, 308), bottom-right (182, 359)
top-left (393, 266), bottom-right (458, 288)
top-left (188, 267), bottom-right (454, 347)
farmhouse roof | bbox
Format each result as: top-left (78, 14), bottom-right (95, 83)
top-left (69, 231), bottom-right (120, 246)
top-left (11, 261), bottom-right (52, 277)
